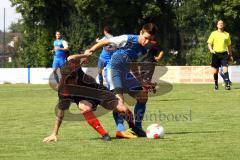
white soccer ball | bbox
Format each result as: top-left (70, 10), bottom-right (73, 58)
top-left (146, 123), bottom-right (164, 139)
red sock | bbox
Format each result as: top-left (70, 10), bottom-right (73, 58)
top-left (83, 111), bottom-right (107, 136)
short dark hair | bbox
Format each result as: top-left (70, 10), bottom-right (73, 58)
top-left (142, 23), bottom-right (158, 35)
top-left (217, 20), bottom-right (224, 24)
top-left (104, 26), bottom-right (111, 34)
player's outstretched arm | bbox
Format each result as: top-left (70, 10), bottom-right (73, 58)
top-left (88, 40), bottom-right (111, 53)
top-left (67, 53), bottom-right (91, 61)
top-left (96, 37), bottom-right (100, 43)
top-left (43, 110), bottom-right (64, 143)
top-left (155, 50), bottom-right (164, 62)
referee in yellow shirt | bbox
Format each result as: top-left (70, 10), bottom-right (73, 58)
top-left (207, 20), bottom-right (232, 90)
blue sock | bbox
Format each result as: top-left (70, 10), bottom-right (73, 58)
top-left (224, 72), bottom-right (230, 84)
top-left (220, 72), bottom-right (229, 84)
top-left (113, 111), bottom-right (126, 132)
top-left (98, 74), bottom-right (103, 86)
top-left (220, 72), bottom-right (225, 82)
top-left (134, 102), bottom-right (146, 129)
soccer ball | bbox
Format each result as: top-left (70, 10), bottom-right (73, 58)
top-left (146, 123), bottom-right (164, 139)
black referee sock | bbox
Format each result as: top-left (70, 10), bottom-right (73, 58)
top-left (214, 73), bottom-right (218, 86)
top-left (224, 72), bottom-right (230, 85)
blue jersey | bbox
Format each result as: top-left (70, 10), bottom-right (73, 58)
top-left (99, 47), bottom-right (115, 60)
top-left (99, 34), bottom-right (115, 60)
top-left (52, 39), bottom-right (68, 68)
top-left (106, 34), bottom-right (146, 91)
top-left (54, 39), bottom-right (66, 58)
top-left (109, 35), bottom-right (147, 61)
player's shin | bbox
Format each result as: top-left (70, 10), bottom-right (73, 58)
top-left (98, 73), bottom-right (103, 86)
top-left (214, 73), bottom-right (218, 86)
top-left (123, 109), bottom-right (135, 129)
top-left (224, 72), bottom-right (230, 85)
top-left (113, 111), bottom-right (126, 131)
top-left (134, 102), bottom-right (146, 129)
top-left (83, 111), bottom-right (107, 136)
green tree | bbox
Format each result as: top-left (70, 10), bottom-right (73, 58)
top-left (176, 0), bottom-right (240, 65)
top-left (10, 0), bottom-right (240, 66)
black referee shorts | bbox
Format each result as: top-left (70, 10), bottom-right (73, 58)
top-left (211, 52), bottom-right (229, 68)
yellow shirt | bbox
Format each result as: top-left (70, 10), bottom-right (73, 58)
top-left (207, 30), bottom-right (231, 53)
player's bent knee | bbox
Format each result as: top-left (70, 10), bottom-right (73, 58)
top-left (116, 103), bottom-right (127, 113)
top-left (78, 100), bottom-right (93, 113)
top-left (53, 69), bottom-right (58, 74)
top-left (98, 69), bottom-right (103, 74)
top-left (222, 67), bottom-right (228, 73)
top-left (212, 68), bottom-right (218, 74)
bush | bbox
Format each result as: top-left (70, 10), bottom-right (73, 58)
top-left (185, 45), bottom-right (211, 66)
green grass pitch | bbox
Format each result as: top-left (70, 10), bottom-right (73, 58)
top-left (0, 84), bottom-right (240, 160)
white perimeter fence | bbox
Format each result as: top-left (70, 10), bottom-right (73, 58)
top-left (0, 66), bottom-right (239, 84)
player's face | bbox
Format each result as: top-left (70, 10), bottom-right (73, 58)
top-left (56, 32), bottom-right (61, 40)
top-left (217, 21), bottom-right (224, 30)
top-left (139, 31), bottom-right (152, 46)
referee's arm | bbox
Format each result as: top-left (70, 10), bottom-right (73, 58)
top-left (227, 45), bottom-right (233, 56)
top-left (208, 43), bottom-right (215, 54)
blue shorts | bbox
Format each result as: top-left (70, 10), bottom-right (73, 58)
top-left (98, 49), bottom-right (113, 69)
top-left (109, 52), bottom-right (141, 93)
top-left (98, 57), bottom-right (108, 69)
top-left (103, 67), bottom-right (111, 89)
top-left (52, 57), bottom-right (66, 69)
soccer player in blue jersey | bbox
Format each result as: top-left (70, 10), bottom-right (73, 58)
top-left (96, 26), bottom-right (115, 86)
top-left (84, 23), bottom-right (158, 138)
top-left (52, 31), bottom-right (69, 86)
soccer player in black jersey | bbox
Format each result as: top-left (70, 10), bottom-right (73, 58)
top-left (43, 53), bottom-right (135, 142)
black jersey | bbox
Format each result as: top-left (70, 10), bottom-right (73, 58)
top-left (141, 41), bottom-right (162, 62)
top-left (57, 59), bottom-right (118, 111)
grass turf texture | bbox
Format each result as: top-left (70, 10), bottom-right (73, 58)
top-left (0, 84), bottom-right (240, 160)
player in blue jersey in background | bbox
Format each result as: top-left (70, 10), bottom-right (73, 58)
top-left (52, 31), bottom-right (69, 87)
top-left (96, 26), bottom-right (115, 86)
top-left (84, 23), bottom-right (158, 138)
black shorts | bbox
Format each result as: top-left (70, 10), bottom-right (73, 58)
top-left (58, 84), bottom-right (119, 111)
top-left (58, 61), bottom-right (119, 111)
top-left (139, 62), bottom-right (156, 82)
top-left (58, 95), bottom-right (100, 111)
top-left (211, 52), bottom-right (229, 68)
